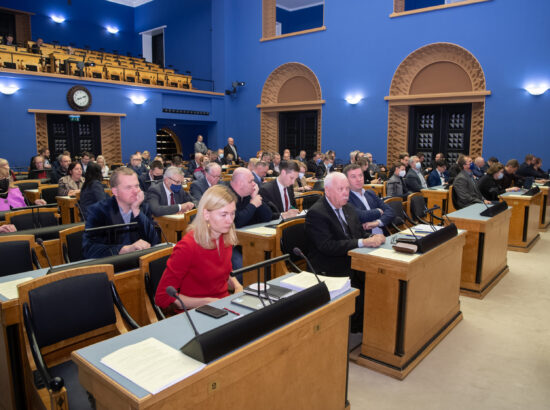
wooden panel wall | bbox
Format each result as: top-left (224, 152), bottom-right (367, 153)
top-left (35, 113), bottom-right (48, 151)
top-left (100, 116), bottom-right (122, 165)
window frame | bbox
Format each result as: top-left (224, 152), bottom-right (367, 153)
top-left (391, 0), bottom-right (492, 18)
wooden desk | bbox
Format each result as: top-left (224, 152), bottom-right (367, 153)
top-left (447, 204), bottom-right (511, 298)
top-left (56, 195), bottom-right (80, 224)
top-left (22, 188), bottom-right (41, 204)
top-left (236, 222), bottom-right (278, 286)
top-left (72, 280), bottom-right (358, 410)
top-left (154, 210), bottom-right (195, 243)
top-left (364, 184), bottom-right (384, 197)
top-left (421, 186), bottom-right (449, 218)
top-left (349, 232), bottom-right (466, 379)
top-left (500, 191), bottom-right (541, 252)
top-left (537, 185), bottom-right (549, 230)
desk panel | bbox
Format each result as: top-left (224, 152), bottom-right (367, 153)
top-left (500, 192), bottom-right (541, 252)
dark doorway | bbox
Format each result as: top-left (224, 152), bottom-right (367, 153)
top-left (47, 114), bottom-right (101, 159)
top-left (408, 104), bottom-right (472, 167)
top-left (152, 32), bottom-right (164, 68)
top-left (0, 11), bottom-right (15, 41)
top-left (278, 110), bottom-right (318, 158)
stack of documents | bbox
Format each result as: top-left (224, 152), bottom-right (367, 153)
top-left (100, 337), bottom-right (206, 394)
top-left (279, 272), bottom-right (350, 300)
top-left (0, 277), bottom-right (33, 300)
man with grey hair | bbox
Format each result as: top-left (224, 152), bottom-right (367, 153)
top-left (146, 166), bottom-right (195, 217)
top-left (194, 134), bottom-right (208, 155)
top-left (405, 155), bottom-right (427, 192)
top-left (52, 153), bottom-right (71, 182)
top-left (306, 172), bottom-right (385, 333)
top-left (187, 152), bottom-right (202, 175)
top-left (190, 162), bottom-right (222, 202)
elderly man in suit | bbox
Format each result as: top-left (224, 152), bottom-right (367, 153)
top-left (146, 166), bottom-right (195, 217)
top-left (189, 162), bottom-right (222, 202)
top-left (259, 160), bottom-right (301, 220)
top-left (82, 167), bottom-right (159, 258)
top-left (453, 155), bottom-right (491, 210)
top-left (344, 164), bottom-right (394, 234)
top-left (194, 134), bottom-right (208, 154)
top-left (405, 155), bottom-right (428, 192)
top-left (224, 137), bottom-right (239, 162)
top-left (305, 172), bottom-right (385, 332)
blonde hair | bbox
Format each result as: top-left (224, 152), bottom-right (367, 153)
top-left (188, 185), bottom-right (238, 249)
top-left (0, 167), bottom-right (15, 188)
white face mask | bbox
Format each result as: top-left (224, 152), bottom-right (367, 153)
top-left (415, 162), bottom-right (422, 170)
top-left (398, 170), bottom-right (406, 178)
top-left (298, 172), bottom-right (305, 179)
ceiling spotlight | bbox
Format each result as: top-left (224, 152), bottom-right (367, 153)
top-left (51, 15), bottom-right (66, 23)
top-left (106, 26), bottom-right (119, 34)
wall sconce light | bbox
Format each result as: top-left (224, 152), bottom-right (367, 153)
top-left (50, 15), bottom-right (66, 23)
top-left (0, 84), bottom-right (20, 95)
top-left (524, 84), bottom-right (549, 96)
top-left (345, 95), bottom-right (363, 105)
top-left (106, 26), bottom-right (119, 34)
top-left (225, 81), bottom-right (246, 95)
top-left (130, 95), bottom-right (147, 105)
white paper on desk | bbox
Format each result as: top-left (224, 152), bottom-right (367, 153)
top-left (279, 272), bottom-right (350, 299)
top-left (413, 224), bottom-right (443, 232)
top-left (0, 277), bottom-right (33, 299)
top-left (245, 226), bottom-right (276, 235)
top-left (369, 248), bottom-right (420, 262)
top-left (100, 337), bottom-right (205, 394)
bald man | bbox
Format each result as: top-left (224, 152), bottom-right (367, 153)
top-left (228, 168), bottom-right (272, 228)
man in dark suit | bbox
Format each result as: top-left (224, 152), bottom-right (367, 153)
top-left (128, 153), bottom-right (147, 176)
top-left (405, 156), bottom-right (428, 192)
top-left (517, 154), bottom-right (540, 179)
top-left (344, 164), bottom-right (394, 234)
top-left (267, 153), bottom-right (281, 177)
top-left (138, 160), bottom-right (164, 192)
top-left (427, 159), bottom-right (449, 187)
top-left (453, 155), bottom-right (490, 209)
top-left (190, 162), bottom-right (222, 202)
top-left (472, 156), bottom-right (486, 178)
top-left (316, 153), bottom-right (335, 179)
top-left (187, 153), bottom-right (202, 175)
top-left (252, 160), bottom-right (268, 187)
top-left (82, 167), bottom-right (159, 258)
top-left (305, 172), bottom-right (385, 332)
top-left (259, 160), bottom-right (301, 220)
top-left (224, 137), bottom-right (239, 162)
top-left (295, 150), bottom-right (307, 163)
top-left (146, 166), bottom-right (195, 217)
top-left (307, 151), bottom-right (322, 174)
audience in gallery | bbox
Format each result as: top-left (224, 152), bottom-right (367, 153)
top-left (194, 134), bottom-right (208, 155)
top-left (146, 166), bottom-right (195, 217)
top-left (155, 185), bottom-right (242, 314)
top-left (79, 162), bottom-right (110, 219)
top-left (82, 167), bottom-right (159, 258)
top-left (57, 162), bottom-right (85, 196)
top-left (224, 137), bottom-right (240, 163)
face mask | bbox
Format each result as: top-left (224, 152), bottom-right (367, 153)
top-left (316, 158), bottom-right (322, 164)
top-left (496, 172), bottom-right (504, 180)
top-left (219, 153), bottom-right (224, 159)
top-left (170, 184), bottom-right (182, 194)
top-left (415, 162), bottom-right (422, 170)
top-left (327, 162), bottom-right (333, 168)
top-left (298, 172), bottom-right (304, 179)
top-left (398, 170), bottom-right (406, 178)
top-left (0, 178), bottom-right (9, 193)
top-left (153, 175), bottom-right (163, 181)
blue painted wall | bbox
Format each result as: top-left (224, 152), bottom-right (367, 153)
top-left (405, 0), bottom-right (444, 11)
top-left (134, 0), bottom-right (213, 89)
top-left (0, 0), bottom-right (139, 55)
top-left (276, 5), bottom-right (324, 35)
top-left (221, 0), bottom-right (550, 165)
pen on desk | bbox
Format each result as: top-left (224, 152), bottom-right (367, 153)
top-left (223, 307), bottom-right (240, 316)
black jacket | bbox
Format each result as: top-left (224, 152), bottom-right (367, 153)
top-left (228, 184), bottom-right (272, 228)
top-left (79, 180), bottom-right (110, 219)
top-left (145, 182), bottom-right (195, 217)
top-left (477, 174), bottom-right (505, 201)
top-left (259, 179), bottom-right (297, 219)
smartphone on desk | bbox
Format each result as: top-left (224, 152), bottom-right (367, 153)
top-left (196, 305), bottom-right (228, 319)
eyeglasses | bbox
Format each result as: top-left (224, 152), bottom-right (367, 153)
top-left (168, 176), bottom-right (183, 185)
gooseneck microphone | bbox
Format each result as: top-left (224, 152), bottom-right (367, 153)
top-left (36, 238), bottom-right (53, 272)
top-left (152, 220), bottom-right (172, 245)
top-left (293, 247), bottom-right (321, 284)
top-left (166, 286), bottom-right (199, 337)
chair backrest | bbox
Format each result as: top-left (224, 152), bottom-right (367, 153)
top-left (384, 197), bottom-right (407, 230)
top-left (312, 180), bottom-right (324, 191)
top-left (6, 209), bottom-right (58, 230)
top-left (13, 181), bottom-right (39, 192)
top-left (139, 246), bottom-right (174, 323)
top-left (59, 224), bottom-right (85, 264)
top-left (0, 234), bottom-right (38, 276)
top-left (300, 191), bottom-right (324, 211)
top-left (275, 218), bottom-right (308, 274)
top-left (449, 185), bottom-right (458, 212)
top-left (409, 194), bottom-right (428, 222)
top-left (40, 187), bottom-right (59, 204)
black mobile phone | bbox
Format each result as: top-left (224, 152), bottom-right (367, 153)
top-left (196, 305), bottom-right (228, 319)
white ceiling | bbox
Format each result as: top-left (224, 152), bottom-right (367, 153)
top-left (276, 0), bottom-right (324, 12)
top-left (106, 0), bottom-right (153, 8)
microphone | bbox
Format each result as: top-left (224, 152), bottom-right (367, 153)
top-left (36, 238), bottom-right (53, 272)
top-left (293, 247), bottom-right (321, 284)
top-left (165, 286), bottom-right (199, 337)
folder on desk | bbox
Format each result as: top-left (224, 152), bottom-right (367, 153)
top-left (279, 272), bottom-right (350, 300)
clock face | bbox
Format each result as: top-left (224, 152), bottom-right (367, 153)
top-left (67, 86), bottom-right (92, 111)
top-left (73, 90), bottom-right (89, 107)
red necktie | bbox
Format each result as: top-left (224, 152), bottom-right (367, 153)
top-left (170, 193), bottom-right (175, 205)
top-left (284, 188), bottom-right (289, 211)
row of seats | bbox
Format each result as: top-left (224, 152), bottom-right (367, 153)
top-left (0, 41), bottom-right (192, 89)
